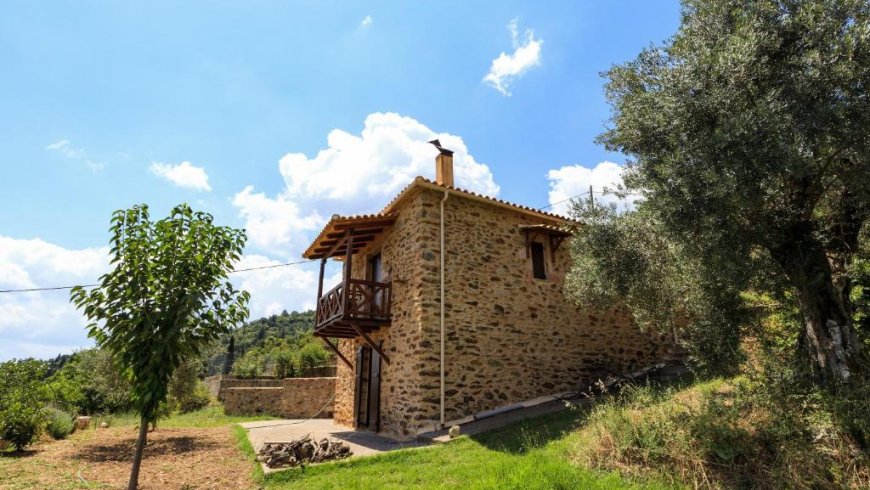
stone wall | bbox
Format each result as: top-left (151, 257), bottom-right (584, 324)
top-left (436, 190), bottom-right (676, 422)
top-left (223, 377), bottom-right (336, 418)
top-left (334, 188), bottom-right (435, 437)
top-left (332, 186), bottom-right (679, 440)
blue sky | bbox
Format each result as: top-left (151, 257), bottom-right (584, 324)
top-left (0, 1), bottom-right (681, 360)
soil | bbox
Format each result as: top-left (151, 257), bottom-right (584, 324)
top-left (0, 426), bottom-right (257, 490)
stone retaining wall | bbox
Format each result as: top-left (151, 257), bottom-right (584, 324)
top-left (223, 377), bottom-right (336, 419)
top-left (206, 369), bottom-right (337, 402)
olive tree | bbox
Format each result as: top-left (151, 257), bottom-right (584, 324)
top-left (566, 198), bottom-right (747, 375)
top-left (71, 204), bottom-right (249, 490)
top-left (599, 0), bottom-right (869, 384)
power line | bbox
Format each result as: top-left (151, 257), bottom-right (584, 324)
top-left (2, 188), bottom-right (645, 294)
top-left (0, 259), bottom-right (318, 294)
top-left (538, 187), bottom-right (644, 211)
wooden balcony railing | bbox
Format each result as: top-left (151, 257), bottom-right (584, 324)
top-left (315, 278), bottom-right (392, 329)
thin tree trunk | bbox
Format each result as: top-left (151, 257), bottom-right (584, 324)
top-left (127, 416), bottom-right (149, 490)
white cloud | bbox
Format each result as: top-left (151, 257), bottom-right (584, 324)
top-left (0, 234), bottom-right (336, 360)
top-left (230, 254), bottom-right (340, 319)
top-left (46, 139), bottom-right (85, 159)
top-left (232, 187), bottom-right (323, 252)
top-left (150, 161), bottom-right (212, 191)
top-left (0, 236), bottom-right (110, 361)
top-left (483, 18), bottom-right (543, 96)
top-left (234, 112), bottom-right (499, 255)
top-left (547, 161), bottom-right (639, 216)
top-left (46, 139), bottom-right (107, 172)
top-left (361, 14), bottom-right (373, 27)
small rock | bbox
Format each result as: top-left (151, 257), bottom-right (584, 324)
top-left (448, 425), bottom-right (461, 439)
top-left (99, 422), bottom-right (109, 429)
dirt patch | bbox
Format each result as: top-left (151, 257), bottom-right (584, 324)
top-left (0, 426), bottom-right (256, 490)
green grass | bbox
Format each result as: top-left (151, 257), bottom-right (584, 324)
top-left (233, 423), bottom-right (266, 485)
top-left (261, 409), bottom-right (678, 490)
top-left (96, 405), bottom-right (276, 429)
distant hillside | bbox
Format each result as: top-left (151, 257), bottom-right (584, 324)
top-left (205, 310), bottom-right (316, 375)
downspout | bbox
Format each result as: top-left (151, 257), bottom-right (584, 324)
top-left (440, 189), bottom-right (449, 428)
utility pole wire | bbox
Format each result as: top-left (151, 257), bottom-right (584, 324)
top-left (538, 187), bottom-right (643, 211)
top-left (0, 259), bottom-right (318, 294)
top-left (4, 187), bottom-right (644, 294)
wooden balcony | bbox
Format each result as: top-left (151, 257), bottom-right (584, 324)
top-left (304, 214), bottom-right (398, 367)
top-left (314, 278), bottom-right (392, 338)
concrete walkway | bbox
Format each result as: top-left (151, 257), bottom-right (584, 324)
top-left (239, 418), bottom-right (428, 471)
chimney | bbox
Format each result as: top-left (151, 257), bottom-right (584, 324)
top-left (428, 139), bottom-right (454, 187)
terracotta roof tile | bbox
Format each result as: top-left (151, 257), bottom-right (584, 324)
top-left (382, 176), bottom-right (578, 223)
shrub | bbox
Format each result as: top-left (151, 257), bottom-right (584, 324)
top-left (46, 348), bottom-right (133, 415)
top-left (45, 407), bottom-right (74, 440)
top-left (0, 359), bottom-right (49, 450)
top-left (166, 358), bottom-right (213, 414)
top-left (573, 378), bottom-right (870, 489)
top-left (231, 355), bottom-right (263, 378)
top-left (297, 341), bottom-right (330, 371)
top-left (273, 350), bottom-right (295, 379)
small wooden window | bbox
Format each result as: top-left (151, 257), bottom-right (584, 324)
top-left (531, 242), bottom-right (547, 279)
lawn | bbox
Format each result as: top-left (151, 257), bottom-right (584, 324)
top-left (258, 408), bottom-right (677, 490)
top-left (1, 401), bottom-right (682, 489)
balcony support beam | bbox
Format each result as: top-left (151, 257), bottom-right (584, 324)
top-left (351, 323), bottom-right (391, 365)
top-left (318, 336), bottom-right (353, 369)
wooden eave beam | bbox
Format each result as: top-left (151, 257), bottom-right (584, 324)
top-left (333, 219), bottom-right (394, 230)
top-left (324, 228), bottom-right (385, 239)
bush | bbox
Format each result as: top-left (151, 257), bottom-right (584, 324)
top-left (46, 348), bottom-right (132, 415)
top-left (0, 359), bottom-right (49, 450)
top-left (167, 358), bottom-right (213, 413)
top-left (273, 350), bottom-right (295, 379)
top-left (231, 334), bottom-right (333, 378)
top-left (45, 407), bottom-right (74, 440)
top-left (573, 378), bottom-right (870, 489)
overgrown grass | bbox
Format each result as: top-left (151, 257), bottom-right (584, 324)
top-left (262, 409), bottom-right (674, 490)
top-left (570, 378), bottom-right (870, 489)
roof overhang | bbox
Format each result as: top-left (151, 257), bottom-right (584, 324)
top-left (303, 214), bottom-right (397, 260)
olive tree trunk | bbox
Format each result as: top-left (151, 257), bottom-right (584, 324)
top-left (773, 231), bottom-right (867, 384)
top-left (127, 417), bottom-right (149, 490)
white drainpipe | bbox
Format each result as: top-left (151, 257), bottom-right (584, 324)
top-left (440, 189), bottom-right (449, 428)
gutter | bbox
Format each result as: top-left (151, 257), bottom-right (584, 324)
top-left (440, 189), bottom-right (449, 428)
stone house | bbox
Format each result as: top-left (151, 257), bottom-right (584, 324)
top-left (303, 142), bottom-right (679, 440)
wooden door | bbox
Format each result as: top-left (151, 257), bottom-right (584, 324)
top-left (353, 344), bottom-right (381, 431)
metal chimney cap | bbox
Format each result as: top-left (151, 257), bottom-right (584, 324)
top-left (428, 139), bottom-right (454, 157)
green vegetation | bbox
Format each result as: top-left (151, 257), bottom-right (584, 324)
top-left (596, 0), bottom-right (869, 383)
top-left (0, 359), bottom-right (48, 451)
top-left (230, 334), bottom-right (332, 378)
top-left (44, 407), bottom-right (74, 440)
top-left (262, 409), bottom-right (666, 490)
top-left (232, 423), bottom-right (266, 484)
top-left (572, 379), bottom-right (869, 489)
top-left (205, 310), bottom-right (318, 375)
top-left (107, 405), bottom-right (276, 429)
top-left (70, 203), bottom-right (250, 489)
top-left (47, 347), bottom-right (134, 415)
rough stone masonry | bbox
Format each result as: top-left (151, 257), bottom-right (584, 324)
top-left (330, 183), bottom-right (680, 440)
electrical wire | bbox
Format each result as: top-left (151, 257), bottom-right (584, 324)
top-left (0, 259), bottom-right (318, 294)
top-left (537, 187), bottom-right (644, 211)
